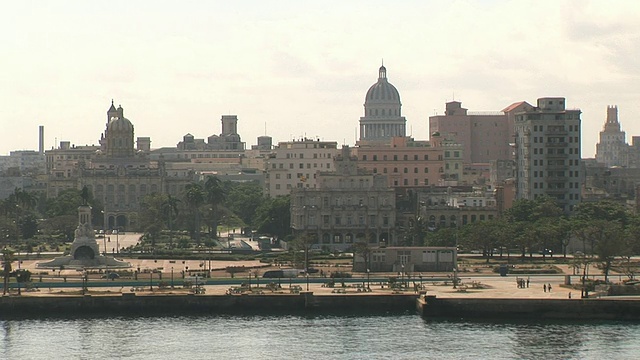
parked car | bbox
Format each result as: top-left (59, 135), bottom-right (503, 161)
top-left (101, 272), bottom-right (120, 280)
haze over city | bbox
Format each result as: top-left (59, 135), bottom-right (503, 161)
top-left (1, 0), bottom-right (639, 157)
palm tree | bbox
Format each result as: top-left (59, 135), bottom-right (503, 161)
top-left (2, 248), bottom-right (15, 295)
top-left (162, 195), bottom-right (181, 248)
top-left (204, 176), bottom-right (225, 238)
top-left (185, 183), bottom-right (205, 244)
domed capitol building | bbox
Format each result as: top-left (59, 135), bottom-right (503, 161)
top-left (359, 64), bottom-right (407, 142)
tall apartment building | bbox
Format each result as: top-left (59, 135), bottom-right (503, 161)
top-left (514, 97), bottom-right (582, 213)
top-left (596, 106), bottom-right (629, 167)
top-left (290, 146), bottom-right (396, 250)
top-left (358, 64), bottom-right (406, 142)
top-left (264, 139), bottom-right (339, 197)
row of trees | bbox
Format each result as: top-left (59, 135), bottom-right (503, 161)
top-left (0, 177), bottom-right (293, 252)
top-left (136, 176), bottom-right (291, 246)
top-left (403, 196), bottom-right (640, 282)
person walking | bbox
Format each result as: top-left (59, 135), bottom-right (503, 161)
top-left (548, 283), bottom-right (552, 292)
top-left (526, 277), bottom-right (530, 288)
top-left (543, 284), bottom-right (547, 292)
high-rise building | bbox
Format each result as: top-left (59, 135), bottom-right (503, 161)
top-left (596, 105), bottom-right (628, 167)
top-left (514, 97), bottom-right (582, 213)
top-left (358, 64), bottom-right (406, 142)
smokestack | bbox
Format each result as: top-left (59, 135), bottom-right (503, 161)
top-left (39, 125), bottom-right (44, 155)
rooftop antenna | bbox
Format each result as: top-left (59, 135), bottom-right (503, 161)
top-left (264, 122), bottom-right (267, 135)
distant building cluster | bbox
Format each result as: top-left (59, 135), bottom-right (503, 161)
top-left (3, 63), bottom-right (639, 249)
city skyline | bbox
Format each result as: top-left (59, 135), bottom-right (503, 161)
top-left (2, 1), bottom-right (640, 157)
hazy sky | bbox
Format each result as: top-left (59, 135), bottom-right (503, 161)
top-left (2, 0), bottom-right (639, 157)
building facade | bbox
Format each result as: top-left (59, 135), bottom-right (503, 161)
top-left (429, 101), bottom-right (522, 164)
top-left (290, 146), bottom-right (396, 251)
top-left (46, 101), bottom-right (194, 230)
top-left (264, 139), bottom-right (339, 197)
top-left (596, 106), bottom-right (628, 167)
top-left (514, 97), bottom-right (582, 213)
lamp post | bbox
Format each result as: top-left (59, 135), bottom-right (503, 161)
top-left (306, 273), bottom-right (309, 292)
top-left (150, 271), bottom-right (153, 291)
top-left (116, 230), bottom-right (119, 254)
top-left (367, 268), bottom-right (370, 290)
top-left (17, 260), bottom-right (21, 295)
top-left (101, 211), bottom-right (106, 255)
top-left (401, 264), bottom-right (405, 288)
top-left (171, 267), bottom-right (174, 289)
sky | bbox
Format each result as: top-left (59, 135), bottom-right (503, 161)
top-left (1, 0), bottom-right (640, 158)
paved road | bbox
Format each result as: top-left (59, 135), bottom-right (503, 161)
top-left (97, 232), bottom-right (142, 254)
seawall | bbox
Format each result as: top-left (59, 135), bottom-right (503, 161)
top-left (0, 293), bottom-right (417, 318)
top-left (417, 295), bottom-right (640, 320)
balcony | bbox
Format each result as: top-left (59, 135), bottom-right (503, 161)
top-left (545, 142), bottom-right (568, 147)
top-left (545, 176), bottom-right (567, 182)
top-left (545, 153), bottom-right (568, 159)
top-left (545, 129), bottom-right (568, 135)
top-left (545, 188), bottom-right (568, 195)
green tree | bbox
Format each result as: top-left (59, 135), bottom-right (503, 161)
top-left (254, 195), bottom-right (291, 240)
top-left (223, 181), bottom-right (265, 226)
top-left (2, 248), bottom-right (14, 295)
top-left (138, 193), bottom-right (168, 249)
top-left (162, 195), bottom-right (180, 247)
top-left (204, 176), bottom-right (225, 237)
top-left (184, 182), bottom-right (206, 243)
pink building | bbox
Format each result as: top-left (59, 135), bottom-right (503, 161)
top-left (429, 101), bottom-right (530, 164)
top-left (353, 137), bottom-right (446, 188)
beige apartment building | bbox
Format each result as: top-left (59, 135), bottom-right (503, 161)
top-left (514, 97), bottom-right (582, 213)
top-left (264, 139), bottom-right (339, 197)
top-left (290, 146), bottom-right (396, 251)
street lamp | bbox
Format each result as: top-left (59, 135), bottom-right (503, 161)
top-left (150, 270), bottom-right (153, 291)
top-left (367, 268), bottom-right (370, 290)
top-left (401, 264), bottom-right (405, 288)
top-left (101, 211), bottom-right (106, 255)
top-left (171, 267), bottom-right (174, 289)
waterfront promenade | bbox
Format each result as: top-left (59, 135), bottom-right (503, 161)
top-left (10, 257), bottom-right (582, 300)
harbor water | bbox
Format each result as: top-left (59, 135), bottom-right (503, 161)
top-left (1, 313), bottom-right (639, 359)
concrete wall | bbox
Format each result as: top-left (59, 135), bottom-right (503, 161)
top-left (418, 296), bottom-right (640, 320)
top-left (0, 293), bottom-right (417, 318)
